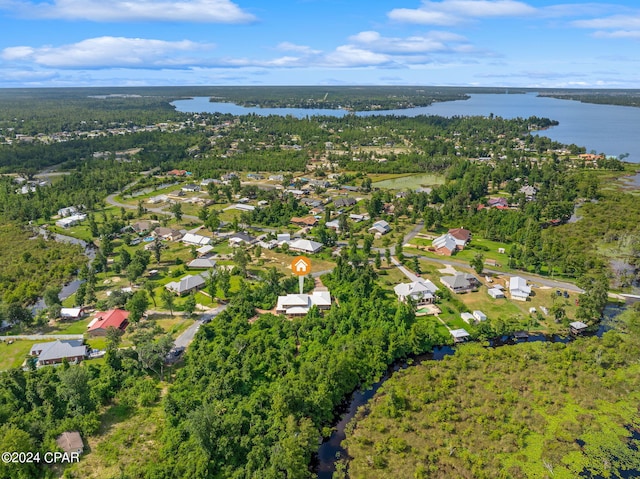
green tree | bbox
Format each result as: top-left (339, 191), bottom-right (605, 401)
top-left (126, 290), bottom-right (150, 322)
top-left (470, 253), bottom-right (485, 275)
top-left (170, 202), bottom-right (183, 221)
top-left (144, 280), bottom-right (157, 307)
top-left (183, 292), bottom-right (197, 317)
top-left (161, 289), bottom-right (175, 317)
top-left (43, 286), bottom-right (61, 308)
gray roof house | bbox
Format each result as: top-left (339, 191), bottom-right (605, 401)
top-left (394, 280), bottom-right (439, 306)
top-left (187, 258), bottom-right (217, 269)
top-left (440, 273), bottom-right (480, 294)
top-left (368, 220), bottom-right (391, 235)
top-left (165, 274), bottom-right (206, 296)
top-left (30, 340), bottom-right (87, 366)
top-left (334, 197), bottom-right (356, 208)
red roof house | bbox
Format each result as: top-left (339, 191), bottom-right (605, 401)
top-left (87, 309), bottom-right (130, 336)
top-left (447, 228), bottom-right (472, 249)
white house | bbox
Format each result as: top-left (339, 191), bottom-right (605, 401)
top-left (55, 213), bottom-right (87, 228)
top-left (368, 220), bottom-right (390, 236)
top-left (394, 280), bottom-right (439, 306)
top-left (182, 233), bottom-right (212, 246)
top-left (276, 291), bottom-right (332, 317)
top-left (288, 238), bottom-right (323, 254)
top-left (60, 308), bottom-right (85, 320)
top-left (509, 276), bottom-right (531, 301)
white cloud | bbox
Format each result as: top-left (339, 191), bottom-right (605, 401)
top-left (6, 0), bottom-right (256, 23)
top-left (1, 37), bottom-right (211, 68)
top-left (322, 46), bottom-right (392, 67)
top-left (389, 0), bottom-right (536, 25)
top-left (348, 30), bottom-right (470, 54)
top-left (276, 42), bottom-right (322, 55)
top-left (592, 30), bottom-right (640, 39)
top-left (572, 15), bottom-right (640, 30)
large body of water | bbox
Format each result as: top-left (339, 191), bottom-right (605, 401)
top-left (172, 93), bottom-right (640, 163)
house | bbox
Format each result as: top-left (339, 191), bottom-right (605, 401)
top-left (57, 206), bottom-right (78, 217)
top-left (276, 291), bottom-right (332, 317)
top-left (349, 214), bottom-right (367, 222)
top-left (181, 183), bottom-right (200, 192)
top-left (288, 238), bottom-right (323, 254)
top-left (325, 219), bottom-right (340, 231)
top-left (196, 244), bottom-right (215, 256)
top-left (519, 185), bottom-right (537, 200)
top-left (461, 312), bottom-right (475, 324)
top-left (440, 273), bottom-right (479, 294)
top-left (187, 258), bottom-right (217, 269)
top-left (228, 232), bottom-right (257, 246)
top-left (447, 228), bottom-right (472, 249)
top-left (56, 432), bottom-right (84, 455)
top-left (277, 233), bottom-right (291, 243)
top-left (130, 220), bottom-right (158, 234)
top-left (473, 310), bottom-right (487, 322)
top-left (334, 197), bottom-right (356, 208)
top-left (165, 274), bottom-right (206, 296)
top-left (488, 287), bottom-right (505, 299)
top-left (87, 309), bottom-right (130, 336)
top-left (432, 233), bottom-right (458, 256)
top-left (230, 203), bottom-right (256, 212)
top-left (60, 307), bottom-right (85, 320)
top-left (487, 197), bottom-right (509, 208)
top-left (570, 321), bottom-right (589, 335)
top-left (167, 169), bottom-right (187, 176)
top-left (181, 233), bottom-right (213, 246)
top-left (30, 340), bottom-right (87, 366)
top-left (450, 328), bottom-right (471, 343)
top-left (394, 280), bottom-right (439, 306)
top-left (153, 227), bottom-right (183, 241)
top-left (200, 178), bottom-right (221, 186)
top-left (290, 216), bottom-right (318, 227)
top-left (509, 276), bottom-right (531, 301)
top-left (55, 213), bottom-right (87, 228)
top-left (340, 185), bottom-right (359, 192)
top-left (369, 220), bottom-right (390, 236)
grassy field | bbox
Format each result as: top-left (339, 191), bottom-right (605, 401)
top-left (342, 310), bottom-right (640, 479)
top-left (0, 340), bottom-right (34, 370)
top-left (64, 400), bottom-right (164, 479)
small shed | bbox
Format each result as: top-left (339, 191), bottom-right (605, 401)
top-left (488, 287), bottom-right (505, 299)
top-left (461, 312), bottom-right (475, 324)
top-left (472, 310), bottom-right (487, 322)
top-left (570, 321), bottom-right (589, 335)
top-left (450, 328), bottom-right (470, 343)
top-left (56, 431), bottom-right (84, 455)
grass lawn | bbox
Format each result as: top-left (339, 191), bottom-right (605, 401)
top-left (53, 318), bottom-right (92, 334)
top-left (154, 316), bottom-right (192, 336)
top-left (0, 340), bottom-right (34, 370)
top-left (260, 250), bottom-right (336, 276)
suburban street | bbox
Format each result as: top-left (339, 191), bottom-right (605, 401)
top-left (173, 303), bottom-right (229, 350)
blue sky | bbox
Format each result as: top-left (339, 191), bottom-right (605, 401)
top-left (0, 0), bottom-right (639, 88)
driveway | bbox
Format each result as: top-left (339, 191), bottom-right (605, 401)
top-left (173, 304), bottom-right (228, 350)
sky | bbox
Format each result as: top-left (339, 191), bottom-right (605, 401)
top-left (1, 0), bottom-right (639, 88)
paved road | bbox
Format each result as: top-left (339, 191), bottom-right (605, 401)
top-left (0, 334), bottom-right (83, 341)
top-left (173, 304), bottom-right (229, 350)
top-left (391, 257), bottom-right (421, 282)
top-left (402, 252), bottom-right (584, 293)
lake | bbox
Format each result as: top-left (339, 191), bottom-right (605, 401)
top-left (172, 94), bottom-right (640, 163)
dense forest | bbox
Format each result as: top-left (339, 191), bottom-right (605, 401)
top-left (148, 258), bottom-right (446, 479)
